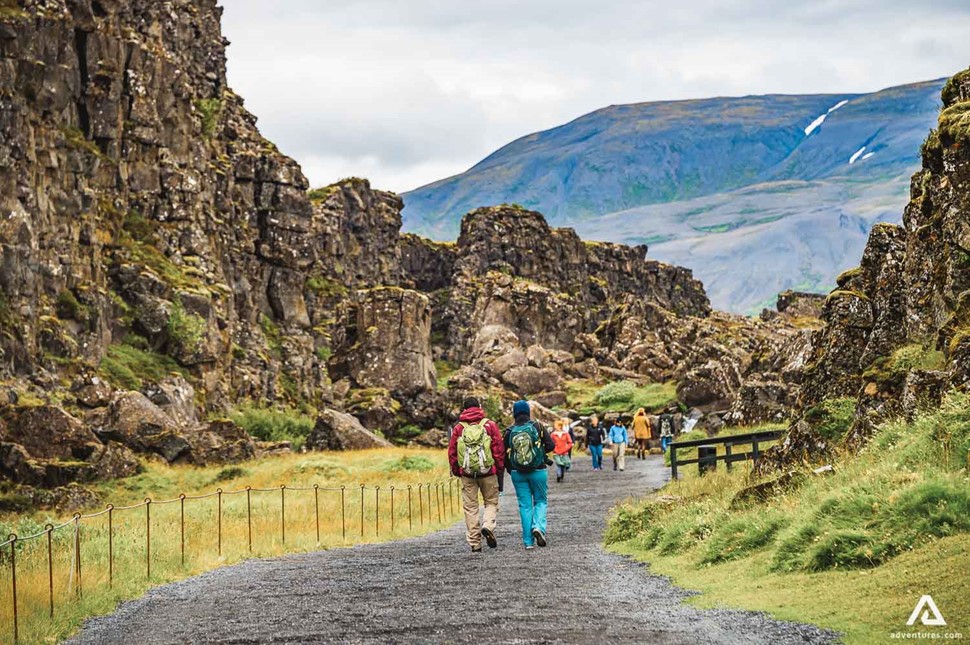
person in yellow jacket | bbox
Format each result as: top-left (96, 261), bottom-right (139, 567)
top-left (632, 407), bottom-right (652, 460)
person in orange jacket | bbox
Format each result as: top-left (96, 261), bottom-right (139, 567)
top-left (632, 407), bottom-right (652, 460)
top-left (551, 418), bottom-right (574, 483)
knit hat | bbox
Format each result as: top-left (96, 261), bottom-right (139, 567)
top-left (462, 396), bottom-right (481, 410)
top-left (512, 400), bottom-right (531, 419)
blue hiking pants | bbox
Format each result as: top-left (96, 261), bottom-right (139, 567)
top-left (589, 444), bottom-right (604, 469)
top-left (510, 469), bottom-right (548, 546)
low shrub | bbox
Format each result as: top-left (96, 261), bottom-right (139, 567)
top-left (383, 455), bottom-right (435, 472)
top-left (230, 405), bottom-right (315, 449)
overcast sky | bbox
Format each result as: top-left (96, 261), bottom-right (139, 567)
top-left (220, 1), bottom-right (970, 194)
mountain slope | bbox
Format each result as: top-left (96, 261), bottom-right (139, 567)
top-left (401, 80), bottom-right (944, 312)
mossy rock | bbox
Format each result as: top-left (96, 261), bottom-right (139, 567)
top-left (835, 267), bottom-right (862, 288)
top-left (804, 398), bottom-right (857, 441)
top-left (941, 69), bottom-right (970, 107)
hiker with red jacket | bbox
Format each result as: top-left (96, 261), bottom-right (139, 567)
top-left (447, 397), bottom-right (505, 552)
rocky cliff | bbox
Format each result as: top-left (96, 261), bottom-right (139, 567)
top-left (769, 68), bottom-right (970, 464)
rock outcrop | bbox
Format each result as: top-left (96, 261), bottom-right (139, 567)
top-left (305, 409), bottom-right (392, 451)
top-left (766, 68), bottom-right (970, 465)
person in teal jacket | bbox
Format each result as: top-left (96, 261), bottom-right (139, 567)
top-left (608, 419), bottom-right (628, 471)
top-left (504, 400), bottom-right (556, 549)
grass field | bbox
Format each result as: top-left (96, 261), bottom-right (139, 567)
top-left (606, 394), bottom-right (970, 643)
top-left (0, 447), bottom-right (459, 644)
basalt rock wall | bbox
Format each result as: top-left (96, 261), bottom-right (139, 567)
top-left (769, 67), bottom-right (970, 464)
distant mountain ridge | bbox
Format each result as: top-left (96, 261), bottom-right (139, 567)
top-left (401, 79), bottom-right (945, 312)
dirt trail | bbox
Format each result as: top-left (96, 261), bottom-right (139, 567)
top-left (67, 455), bottom-right (835, 644)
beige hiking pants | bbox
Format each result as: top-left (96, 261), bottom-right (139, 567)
top-left (612, 442), bottom-right (627, 470)
top-left (460, 474), bottom-right (499, 548)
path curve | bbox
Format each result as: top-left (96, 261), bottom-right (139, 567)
top-left (68, 455), bottom-right (835, 644)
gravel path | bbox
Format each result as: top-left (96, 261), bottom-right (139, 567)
top-left (68, 454), bottom-right (835, 644)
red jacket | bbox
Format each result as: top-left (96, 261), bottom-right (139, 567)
top-left (551, 430), bottom-right (574, 456)
top-left (448, 407), bottom-right (505, 477)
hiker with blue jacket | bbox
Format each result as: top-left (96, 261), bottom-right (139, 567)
top-left (448, 397), bottom-right (505, 552)
top-left (504, 400), bottom-right (556, 550)
top-left (608, 418), bottom-right (628, 471)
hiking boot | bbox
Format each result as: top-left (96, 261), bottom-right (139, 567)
top-left (532, 528), bottom-right (547, 547)
top-left (481, 527), bottom-right (497, 549)
top-left (613, 463), bottom-right (618, 471)
top-left (471, 545), bottom-right (482, 553)
top-left (525, 545), bottom-right (536, 550)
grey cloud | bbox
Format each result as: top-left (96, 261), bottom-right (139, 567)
top-left (219, 1), bottom-right (970, 192)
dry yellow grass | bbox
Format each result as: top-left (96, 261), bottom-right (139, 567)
top-left (0, 447), bottom-right (460, 644)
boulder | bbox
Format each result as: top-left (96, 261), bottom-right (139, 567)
top-left (0, 442), bottom-right (46, 485)
top-left (677, 358), bottom-right (743, 409)
top-left (72, 374), bottom-right (113, 408)
top-left (471, 324), bottom-right (522, 359)
top-left (346, 389), bottom-right (401, 438)
top-left (17, 483), bottom-right (103, 514)
top-left (489, 348), bottom-right (528, 376)
top-left (1, 405), bottom-right (100, 461)
top-left (534, 390), bottom-right (568, 409)
top-left (256, 441), bottom-right (293, 458)
top-left (88, 441), bottom-right (142, 480)
top-left (413, 428), bottom-right (449, 448)
top-left (526, 345), bottom-right (550, 368)
top-left (305, 409), bottom-right (392, 451)
top-left (143, 376), bottom-right (198, 427)
top-left (189, 420), bottom-right (258, 464)
top-left (502, 366), bottom-right (561, 396)
top-left (96, 392), bottom-right (193, 463)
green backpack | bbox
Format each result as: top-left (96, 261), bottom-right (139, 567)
top-left (507, 421), bottom-right (545, 470)
top-left (457, 419), bottom-right (494, 476)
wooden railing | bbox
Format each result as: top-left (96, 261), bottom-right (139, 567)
top-left (669, 429), bottom-right (784, 479)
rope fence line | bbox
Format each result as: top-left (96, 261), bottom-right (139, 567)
top-left (1, 477), bottom-right (461, 643)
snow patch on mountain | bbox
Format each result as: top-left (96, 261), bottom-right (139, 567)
top-left (804, 99), bottom-right (850, 136)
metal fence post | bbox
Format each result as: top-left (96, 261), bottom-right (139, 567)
top-left (280, 485), bottom-right (286, 545)
top-left (73, 513), bottom-right (82, 597)
top-left (8, 533), bottom-right (17, 643)
top-left (180, 494), bottom-right (187, 565)
top-left (107, 504), bottom-right (114, 587)
top-left (45, 524), bottom-right (54, 618)
top-left (390, 486), bottom-right (395, 533)
top-left (375, 486), bottom-right (380, 536)
top-left (426, 482), bottom-right (432, 523)
top-left (217, 488), bottom-right (223, 556)
top-left (340, 486), bottom-right (346, 540)
top-left (359, 484), bottom-right (365, 538)
top-left (314, 484), bottom-right (320, 544)
top-left (437, 483), bottom-right (443, 523)
top-left (418, 483), bottom-right (424, 525)
top-left (145, 498), bottom-right (152, 579)
top-left (408, 486), bottom-right (413, 531)
top-left (246, 487), bottom-right (252, 552)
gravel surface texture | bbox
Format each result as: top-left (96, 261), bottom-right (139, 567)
top-left (68, 454), bottom-right (837, 644)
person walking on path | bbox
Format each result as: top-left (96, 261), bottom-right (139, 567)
top-left (586, 414), bottom-right (607, 470)
top-left (551, 419), bottom-right (574, 483)
top-left (504, 400), bottom-right (555, 549)
top-left (632, 408), bottom-right (652, 460)
top-left (609, 419), bottom-right (628, 471)
top-left (448, 397), bottom-right (505, 552)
